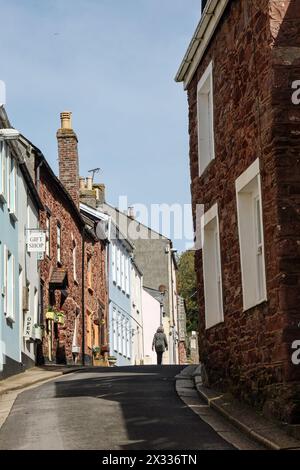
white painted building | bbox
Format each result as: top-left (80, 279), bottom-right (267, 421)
top-left (18, 168), bottom-right (41, 368)
top-left (130, 261), bottom-right (144, 365)
top-left (168, 251), bottom-right (179, 365)
top-left (142, 289), bottom-right (160, 365)
top-left (0, 107), bottom-right (42, 378)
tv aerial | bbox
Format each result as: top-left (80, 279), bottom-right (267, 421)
top-left (88, 167), bottom-right (101, 181)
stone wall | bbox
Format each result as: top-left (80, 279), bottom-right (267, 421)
top-left (188, 0), bottom-right (300, 423)
top-left (39, 164), bottom-right (84, 365)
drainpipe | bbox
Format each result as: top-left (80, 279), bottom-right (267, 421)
top-left (81, 226), bottom-right (85, 366)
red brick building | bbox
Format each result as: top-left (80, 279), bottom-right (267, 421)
top-left (176, 0), bottom-right (300, 423)
top-left (25, 112), bottom-right (108, 366)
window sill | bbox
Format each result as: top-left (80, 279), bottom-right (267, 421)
top-left (9, 211), bottom-right (18, 222)
top-left (205, 318), bottom-right (224, 331)
top-left (5, 314), bottom-right (15, 324)
top-left (243, 297), bottom-right (268, 313)
top-left (198, 157), bottom-right (215, 178)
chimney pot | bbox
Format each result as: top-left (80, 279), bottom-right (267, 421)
top-left (60, 111), bottom-right (72, 130)
top-left (87, 176), bottom-right (93, 190)
top-left (79, 177), bottom-right (86, 190)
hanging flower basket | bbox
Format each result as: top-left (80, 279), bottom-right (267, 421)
top-left (55, 312), bottom-right (65, 325)
top-left (45, 310), bottom-right (56, 321)
top-left (92, 346), bottom-right (101, 358)
top-left (34, 324), bottom-right (43, 341)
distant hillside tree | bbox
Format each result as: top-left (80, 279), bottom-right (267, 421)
top-left (177, 251), bottom-right (199, 332)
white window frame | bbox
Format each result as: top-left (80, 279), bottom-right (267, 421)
top-left (121, 315), bottom-right (126, 356)
top-left (116, 247), bottom-right (121, 287)
top-left (4, 245), bottom-right (15, 321)
top-left (111, 243), bottom-right (116, 283)
top-left (201, 203), bottom-right (224, 330)
top-left (46, 213), bottom-right (51, 257)
top-left (125, 257), bottom-right (129, 295)
top-left (197, 61), bottom-right (215, 176)
top-left (7, 154), bottom-right (17, 219)
top-left (57, 222), bottom-right (61, 264)
top-left (0, 141), bottom-right (7, 201)
top-left (112, 308), bottom-right (117, 352)
top-left (72, 236), bottom-right (77, 283)
top-left (117, 311), bottom-right (122, 353)
top-left (34, 287), bottom-right (38, 324)
top-left (121, 252), bottom-right (125, 292)
top-left (87, 254), bottom-right (92, 289)
top-left (235, 159), bottom-right (267, 311)
top-left (126, 318), bottom-right (131, 359)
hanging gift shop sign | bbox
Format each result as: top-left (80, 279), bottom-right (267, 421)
top-left (26, 229), bottom-right (46, 253)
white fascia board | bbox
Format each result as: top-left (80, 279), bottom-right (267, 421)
top-left (175, 0), bottom-right (230, 90)
top-left (80, 203), bottom-right (110, 221)
top-left (235, 158), bottom-right (260, 193)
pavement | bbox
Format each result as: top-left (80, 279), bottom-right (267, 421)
top-left (0, 365), bottom-right (236, 450)
top-left (175, 365), bottom-right (300, 451)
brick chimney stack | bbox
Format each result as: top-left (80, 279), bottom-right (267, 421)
top-left (57, 111), bottom-right (80, 207)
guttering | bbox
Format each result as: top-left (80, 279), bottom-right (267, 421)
top-left (80, 203), bottom-right (110, 222)
top-left (175, 0), bottom-right (230, 89)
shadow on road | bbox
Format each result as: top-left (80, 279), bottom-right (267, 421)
top-left (52, 365), bottom-right (233, 450)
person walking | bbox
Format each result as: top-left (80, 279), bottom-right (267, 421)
top-left (152, 326), bottom-right (168, 365)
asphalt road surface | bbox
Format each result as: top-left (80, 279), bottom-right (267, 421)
top-left (0, 365), bottom-right (234, 450)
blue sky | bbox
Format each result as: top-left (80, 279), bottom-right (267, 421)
top-left (1, 0), bottom-right (200, 251)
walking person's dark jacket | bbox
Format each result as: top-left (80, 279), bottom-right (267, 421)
top-left (152, 327), bottom-right (168, 355)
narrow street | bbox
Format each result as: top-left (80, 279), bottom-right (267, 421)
top-left (0, 366), bottom-right (234, 450)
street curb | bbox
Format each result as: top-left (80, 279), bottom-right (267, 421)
top-left (194, 381), bottom-right (300, 451)
top-left (0, 366), bottom-right (92, 398)
top-left (175, 367), bottom-right (265, 450)
top-left (0, 365), bottom-right (114, 398)
top-left (0, 372), bottom-right (63, 397)
top-left (176, 365), bottom-right (300, 451)
top-left (196, 387), bottom-right (279, 450)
